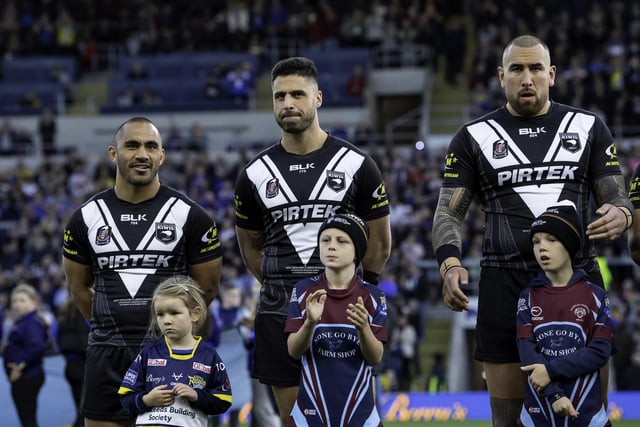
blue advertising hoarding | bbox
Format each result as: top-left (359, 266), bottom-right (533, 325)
top-left (378, 391), bottom-right (640, 422)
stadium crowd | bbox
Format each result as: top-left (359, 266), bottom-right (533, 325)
top-left (0, 0), bottom-right (639, 398)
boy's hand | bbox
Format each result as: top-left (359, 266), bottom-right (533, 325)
top-left (305, 289), bottom-right (327, 324)
top-left (347, 296), bottom-right (369, 332)
top-left (521, 363), bottom-right (551, 391)
top-left (552, 396), bottom-right (579, 418)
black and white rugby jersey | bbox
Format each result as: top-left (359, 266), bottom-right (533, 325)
top-left (62, 185), bottom-right (221, 348)
top-left (235, 135), bottom-right (389, 316)
top-left (442, 102), bottom-right (622, 272)
top-left (629, 163), bottom-right (640, 209)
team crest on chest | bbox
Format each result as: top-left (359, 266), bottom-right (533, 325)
top-left (326, 170), bottom-right (345, 191)
top-left (559, 133), bottom-right (581, 152)
top-left (493, 140), bottom-right (508, 159)
top-left (155, 222), bottom-right (176, 243)
top-left (95, 225), bottom-right (111, 245)
top-left (265, 178), bottom-right (279, 198)
top-left (570, 303), bottom-right (589, 321)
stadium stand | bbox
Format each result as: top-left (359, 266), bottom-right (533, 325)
top-left (101, 52), bottom-right (259, 113)
top-left (0, 56), bottom-right (77, 115)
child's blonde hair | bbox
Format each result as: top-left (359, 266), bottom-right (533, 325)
top-left (11, 283), bottom-right (41, 304)
top-left (149, 275), bottom-right (207, 335)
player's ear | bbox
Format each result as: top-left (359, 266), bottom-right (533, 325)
top-left (108, 145), bottom-right (117, 163)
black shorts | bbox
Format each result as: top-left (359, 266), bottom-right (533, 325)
top-left (81, 345), bottom-right (139, 421)
top-left (475, 267), bottom-right (604, 363)
top-left (252, 312), bottom-right (301, 386)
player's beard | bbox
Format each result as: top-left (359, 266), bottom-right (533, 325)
top-left (508, 92), bottom-right (548, 117)
top-left (276, 108), bottom-right (316, 134)
top-left (119, 159), bottom-right (159, 187)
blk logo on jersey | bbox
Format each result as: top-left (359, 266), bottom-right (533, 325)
top-left (266, 178), bottom-right (279, 198)
top-left (155, 223), bottom-right (176, 243)
top-left (96, 225), bottom-right (111, 245)
top-left (493, 140), bottom-right (508, 159)
top-left (559, 133), bottom-right (581, 152)
top-left (121, 213), bottom-right (147, 223)
top-left (326, 170), bottom-right (345, 191)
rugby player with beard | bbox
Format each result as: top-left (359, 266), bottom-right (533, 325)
top-left (234, 57), bottom-right (391, 425)
top-left (432, 35), bottom-right (631, 426)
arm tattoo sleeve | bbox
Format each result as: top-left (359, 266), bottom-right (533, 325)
top-left (432, 187), bottom-right (474, 251)
top-left (593, 175), bottom-right (633, 212)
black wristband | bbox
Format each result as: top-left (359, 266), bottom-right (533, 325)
top-left (618, 206), bottom-right (633, 229)
top-left (362, 269), bottom-right (380, 285)
top-left (435, 244), bottom-right (461, 266)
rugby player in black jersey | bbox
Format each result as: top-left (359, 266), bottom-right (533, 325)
top-left (234, 57), bottom-right (391, 425)
top-left (63, 117), bottom-right (223, 427)
top-left (432, 35), bottom-right (631, 427)
top-left (627, 165), bottom-right (640, 264)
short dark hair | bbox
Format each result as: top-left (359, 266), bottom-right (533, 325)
top-left (504, 34), bottom-right (550, 56)
top-left (113, 116), bottom-right (156, 144)
top-left (271, 57), bottom-right (318, 82)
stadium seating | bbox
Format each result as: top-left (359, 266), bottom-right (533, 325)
top-left (2, 56), bottom-right (78, 82)
top-left (0, 56), bottom-right (76, 115)
top-left (0, 82), bottom-right (66, 115)
top-left (101, 52), bottom-right (259, 113)
top-left (300, 46), bottom-right (371, 107)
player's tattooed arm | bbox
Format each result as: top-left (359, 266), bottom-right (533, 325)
top-left (587, 175), bottom-right (633, 241)
top-left (432, 186), bottom-right (474, 251)
top-left (593, 175), bottom-right (633, 214)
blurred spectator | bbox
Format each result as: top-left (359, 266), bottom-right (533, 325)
top-left (38, 107), bottom-right (57, 155)
top-left (426, 353), bottom-right (447, 393)
top-left (13, 128), bottom-right (35, 156)
top-left (224, 61), bottom-right (252, 105)
top-left (391, 311), bottom-right (417, 390)
top-left (346, 64), bottom-right (366, 98)
top-left (0, 119), bottom-right (17, 155)
top-left (55, 296), bottom-right (89, 427)
top-left (126, 60), bottom-right (149, 80)
top-left (116, 86), bottom-right (137, 107)
top-left (3, 283), bottom-right (50, 427)
top-left (47, 64), bottom-right (74, 106)
top-left (54, 8), bottom-right (77, 54)
top-left (140, 87), bottom-right (161, 105)
top-left (164, 121), bottom-right (185, 152)
top-left (208, 283), bottom-right (252, 427)
top-left (186, 121), bottom-right (207, 153)
top-left (204, 74), bottom-right (224, 100)
top-left (19, 90), bottom-right (42, 110)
